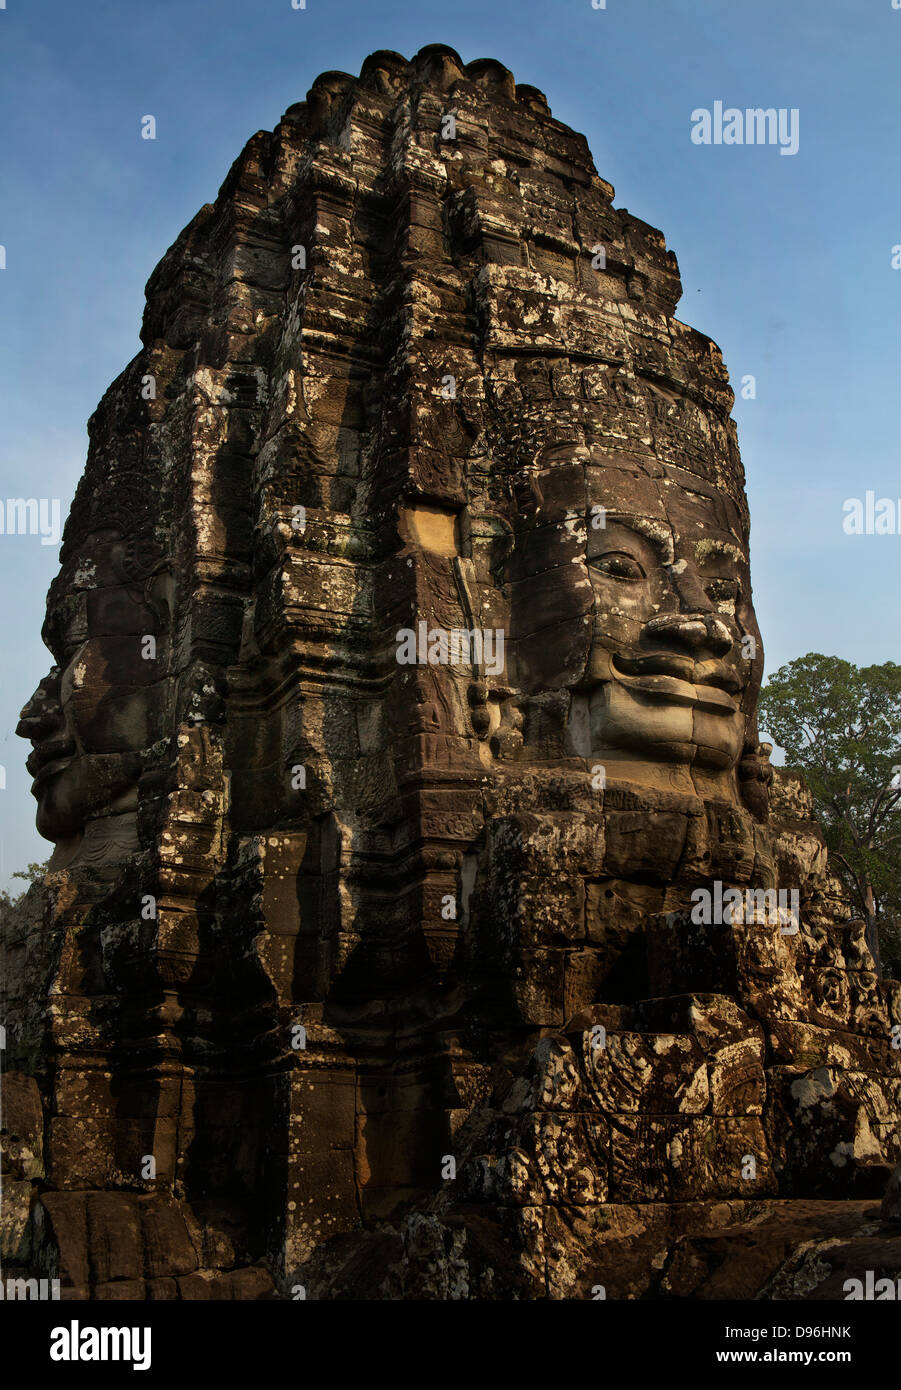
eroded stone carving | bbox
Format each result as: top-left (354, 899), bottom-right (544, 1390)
top-left (2, 44), bottom-right (900, 1300)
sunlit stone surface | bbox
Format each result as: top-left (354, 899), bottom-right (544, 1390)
top-left (3, 46), bottom-right (901, 1300)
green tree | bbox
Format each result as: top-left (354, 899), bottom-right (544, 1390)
top-left (758, 654), bottom-right (901, 976)
top-left (0, 860), bottom-right (49, 910)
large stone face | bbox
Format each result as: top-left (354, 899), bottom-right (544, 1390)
top-left (2, 44), bottom-right (900, 1300)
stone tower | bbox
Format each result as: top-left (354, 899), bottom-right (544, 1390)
top-left (3, 45), bottom-right (900, 1300)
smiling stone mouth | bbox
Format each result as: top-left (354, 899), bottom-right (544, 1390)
top-left (611, 655), bottom-right (741, 713)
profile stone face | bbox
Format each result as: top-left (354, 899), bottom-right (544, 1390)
top-left (2, 44), bottom-right (900, 1301)
top-left (18, 530), bottom-right (169, 851)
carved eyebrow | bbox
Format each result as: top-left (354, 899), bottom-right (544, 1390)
top-left (590, 513), bottom-right (674, 565)
top-left (694, 538), bottom-right (744, 564)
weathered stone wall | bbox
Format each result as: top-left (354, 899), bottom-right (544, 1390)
top-left (3, 45), bottom-right (900, 1300)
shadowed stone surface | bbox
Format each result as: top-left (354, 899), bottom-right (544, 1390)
top-left (2, 44), bottom-right (900, 1300)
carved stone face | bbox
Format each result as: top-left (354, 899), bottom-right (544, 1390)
top-left (582, 468), bottom-right (762, 784)
top-left (510, 457), bottom-right (763, 801)
top-left (17, 533), bottom-right (168, 843)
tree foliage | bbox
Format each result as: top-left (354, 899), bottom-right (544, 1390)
top-left (758, 654), bottom-right (901, 975)
top-left (0, 860), bottom-right (49, 910)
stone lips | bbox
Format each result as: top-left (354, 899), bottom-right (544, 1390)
top-left (2, 45), bottom-right (900, 1300)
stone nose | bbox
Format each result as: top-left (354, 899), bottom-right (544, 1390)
top-left (16, 670), bottom-right (62, 741)
top-left (643, 612), bottom-right (734, 658)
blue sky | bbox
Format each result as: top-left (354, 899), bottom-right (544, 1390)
top-left (1, 0), bottom-right (899, 887)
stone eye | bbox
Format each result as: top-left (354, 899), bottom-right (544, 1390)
top-left (589, 552), bottom-right (646, 580)
top-left (705, 577), bottom-right (739, 603)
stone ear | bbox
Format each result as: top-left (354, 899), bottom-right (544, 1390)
top-left (738, 739), bottom-right (773, 822)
